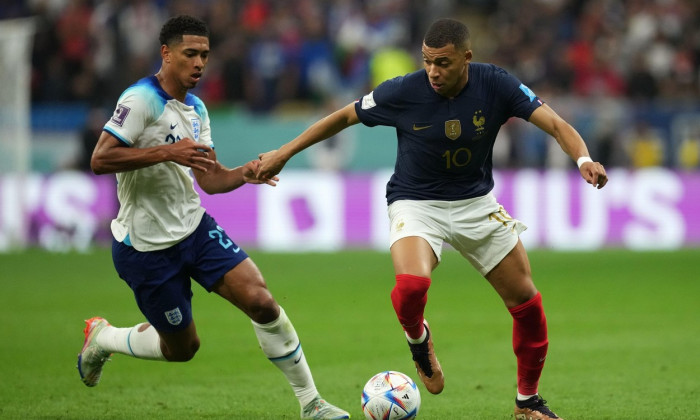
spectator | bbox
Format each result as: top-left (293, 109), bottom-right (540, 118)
top-left (74, 106), bottom-right (109, 171)
top-left (23, 0), bottom-right (700, 170)
top-left (621, 120), bottom-right (666, 168)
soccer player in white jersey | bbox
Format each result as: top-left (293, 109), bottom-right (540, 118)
top-left (77, 15), bottom-right (349, 420)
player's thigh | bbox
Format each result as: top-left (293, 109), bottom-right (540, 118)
top-left (450, 195), bottom-right (526, 276)
top-left (211, 258), bottom-right (279, 324)
top-left (189, 213), bottom-right (250, 291)
top-left (390, 236), bottom-right (438, 277)
top-left (484, 239), bottom-right (537, 308)
top-left (112, 239), bottom-right (196, 334)
top-left (388, 200), bottom-right (446, 276)
top-left (188, 214), bottom-right (277, 323)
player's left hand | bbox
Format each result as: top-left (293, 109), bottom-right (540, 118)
top-left (243, 159), bottom-right (279, 186)
top-left (579, 161), bottom-right (608, 189)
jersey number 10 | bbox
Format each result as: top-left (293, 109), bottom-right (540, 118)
top-left (442, 147), bottom-right (472, 169)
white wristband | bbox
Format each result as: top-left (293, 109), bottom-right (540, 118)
top-left (577, 156), bottom-right (593, 168)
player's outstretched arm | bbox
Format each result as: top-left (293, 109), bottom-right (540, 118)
top-left (528, 104), bottom-right (608, 189)
top-left (194, 157), bottom-right (279, 195)
top-left (257, 102), bottom-right (360, 181)
top-left (91, 132), bottom-right (214, 174)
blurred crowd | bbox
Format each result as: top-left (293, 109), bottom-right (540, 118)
top-left (3, 0), bottom-right (700, 169)
top-left (488, 0), bottom-right (699, 102)
top-left (5, 0), bottom-right (439, 110)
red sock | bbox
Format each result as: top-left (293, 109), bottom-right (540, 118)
top-left (509, 292), bottom-right (549, 395)
top-left (390, 274), bottom-right (431, 340)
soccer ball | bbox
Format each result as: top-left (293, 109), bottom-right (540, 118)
top-left (361, 371), bottom-right (421, 420)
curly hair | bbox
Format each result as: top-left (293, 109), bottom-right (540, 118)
top-left (423, 18), bottom-right (471, 50)
top-left (159, 15), bottom-right (209, 47)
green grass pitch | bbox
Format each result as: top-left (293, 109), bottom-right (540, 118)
top-left (0, 248), bottom-right (698, 419)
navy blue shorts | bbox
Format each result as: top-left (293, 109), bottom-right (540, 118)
top-left (112, 213), bottom-right (249, 333)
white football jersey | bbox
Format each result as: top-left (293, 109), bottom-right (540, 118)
top-left (104, 76), bottom-right (213, 251)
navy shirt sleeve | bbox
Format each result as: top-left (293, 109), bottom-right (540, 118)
top-left (493, 66), bottom-right (542, 121)
top-left (355, 75), bottom-right (408, 127)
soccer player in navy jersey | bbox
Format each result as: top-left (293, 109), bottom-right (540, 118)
top-left (258, 18), bottom-right (608, 420)
top-left (76, 15), bottom-right (349, 419)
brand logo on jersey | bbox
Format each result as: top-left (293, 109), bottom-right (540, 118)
top-left (165, 307), bottom-right (183, 326)
top-left (412, 123), bottom-right (432, 131)
top-left (170, 122), bottom-right (178, 129)
top-left (361, 91), bottom-right (376, 109)
top-left (472, 110), bottom-right (485, 135)
top-left (445, 120), bottom-right (461, 140)
top-left (191, 118), bottom-right (200, 141)
top-left (519, 83), bottom-right (536, 102)
top-left (110, 104), bottom-right (131, 127)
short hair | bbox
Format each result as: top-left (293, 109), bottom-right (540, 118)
top-left (159, 15), bottom-right (209, 47)
top-left (423, 18), bottom-right (471, 50)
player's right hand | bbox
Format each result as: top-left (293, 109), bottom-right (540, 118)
top-left (579, 160), bottom-right (608, 189)
top-left (257, 149), bottom-right (286, 181)
top-left (170, 138), bottom-right (215, 172)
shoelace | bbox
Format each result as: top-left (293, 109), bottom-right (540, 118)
top-left (408, 341), bottom-right (434, 377)
top-left (519, 397), bottom-right (557, 417)
top-left (535, 401), bottom-right (557, 417)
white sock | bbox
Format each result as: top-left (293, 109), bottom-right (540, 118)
top-left (406, 327), bottom-right (427, 344)
top-left (517, 392), bottom-right (538, 401)
top-left (96, 323), bottom-right (165, 360)
top-left (252, 307), bottom-right (318, 407)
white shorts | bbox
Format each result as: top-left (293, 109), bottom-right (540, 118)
top-left (387, 192), bottom-right (527, 276)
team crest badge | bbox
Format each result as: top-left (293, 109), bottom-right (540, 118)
top-left (445, 120), bottom-right (461, 140)
top-left (165, 307), bottom-right (183, 326)
top-left (473, 110), bottom-right (486, 135)
top-left (191, 118), bottom-right (200, 141)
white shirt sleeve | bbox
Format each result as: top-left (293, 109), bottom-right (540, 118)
top-left (104, 88), bottom-right (156, 146)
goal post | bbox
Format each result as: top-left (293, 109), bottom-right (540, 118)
top-left (0, 17), bottom-right (35, 174)
top-left (0, 17), bottom-right (35, 250)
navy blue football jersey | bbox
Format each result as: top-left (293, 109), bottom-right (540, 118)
top-left (355, 63), bottom-right (543, 204)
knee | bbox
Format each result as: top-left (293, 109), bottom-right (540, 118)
top-left (391, 274), bottom-right (431, 313)
top-left (505, 286), bottom-right (539, 308)
top-left (392, 274), bottom-right (431, 300)
top-left (245, 288), bottom-right (278, 324)
top-left (165, 338), bottom-right (200, 362)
